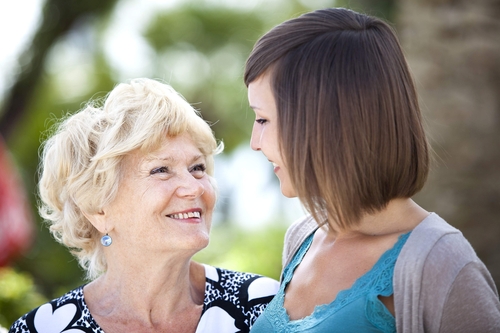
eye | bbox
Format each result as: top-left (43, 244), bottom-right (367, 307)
top-left (256, 118), bottom-right (268, 125)
top-left (191, 163), bottom-right (206, 173)
top-left (150, 166), bottom-right (169, 175)
top-left (190, 163), bottom-right (206, 177)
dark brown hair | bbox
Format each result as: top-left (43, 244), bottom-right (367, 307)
top-left (244, 8), bottom-right (429, 229)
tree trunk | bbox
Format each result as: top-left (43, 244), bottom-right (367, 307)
top-left (0, 0), bottom-right (118, 139)
top-left (398, 0), bottom-right (500, 288)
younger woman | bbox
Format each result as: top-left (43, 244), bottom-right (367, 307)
top-left (244, 8), bottom-right (500, 332)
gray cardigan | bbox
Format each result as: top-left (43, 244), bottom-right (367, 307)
top-left (281, 213), bottom-right (500, 332)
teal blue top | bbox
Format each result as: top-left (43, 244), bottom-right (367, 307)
top-left (250, 231), bottom-right (411, 333)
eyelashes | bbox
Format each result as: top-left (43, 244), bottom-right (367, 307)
top-left (149, 163), bottom-right (206, 175)
top-left (256, 118), bottom-right (268, 125)
top-left (150, 166), bottom-right (169, 175)
top-left (190, 163), bottom-right (206, 173)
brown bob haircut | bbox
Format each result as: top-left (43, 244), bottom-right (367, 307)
top-left (244, 8), bottom-right (429, 229)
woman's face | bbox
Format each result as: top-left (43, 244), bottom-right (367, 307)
top-left (102, 132), bottom-right (215, 254)
top-left (248, 72), bottom-right (297, 198)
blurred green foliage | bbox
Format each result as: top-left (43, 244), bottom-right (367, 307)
top-left (336, 0), bottom-right (396, 22)
top-left (146, 6), bottom-right (265, 54)
top-left (0, 268), bottom-right (47, 328)
top-left (195, 223), bottom-right (289, 281)
top-left (144, 5), bottom-right (267, 152)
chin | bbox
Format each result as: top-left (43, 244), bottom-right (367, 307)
top-left (175, 229), bottom-right (210, 252)
top-left (193, 232), bottom-right (210, 250)
top-left (198, 233), bottom-right (210, 248)
top-left (280, 185), bottom-right (297, 198)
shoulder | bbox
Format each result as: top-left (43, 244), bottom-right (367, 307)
top-left (394, 213), bottom-right (499, 332)
top-left (284, 215), bottom-right (318, 242)
top-left (9, 286), bottom-right (89, 333)
top-left (398, 213), bottom-right (479, 268)
top-left (199, 265), bottom-right (279, 332)
top-left (282, 215), bottom-right (319, 269)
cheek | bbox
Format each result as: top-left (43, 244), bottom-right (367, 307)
top-left (202, 179), bottom-right (217, 211)
top-left (262, 126), bottom-right (281, 154)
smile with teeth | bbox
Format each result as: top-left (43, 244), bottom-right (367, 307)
top-left (167, 211), bottom-right (201, 220)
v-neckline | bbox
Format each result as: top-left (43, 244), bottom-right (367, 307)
top-left (279, 231), bottom-right (411, 325)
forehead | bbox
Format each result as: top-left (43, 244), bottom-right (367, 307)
top-left (125, 133), bottom-right (203, 167)
top-left (248, 72), bottom-right (275, 111)
top-left (151, 133), bottom-right (202, 157)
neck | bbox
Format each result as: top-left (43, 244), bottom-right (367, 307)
top-left (84, 258), bottom-right (205, 321)
top-left (323, 198), bottom-right (429, 240)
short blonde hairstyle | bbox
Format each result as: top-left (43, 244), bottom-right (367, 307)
top-left (38, 78), bottom-right (222, 280)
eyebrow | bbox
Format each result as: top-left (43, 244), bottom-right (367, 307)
top-left (144, 154), bottom-right (205, 163)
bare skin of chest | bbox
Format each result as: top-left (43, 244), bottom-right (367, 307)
top-left (283, 230), bottom-right (399, 320)
top-left (91, 305), bottom-right (203, 333)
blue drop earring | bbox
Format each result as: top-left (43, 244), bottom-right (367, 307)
top-left (101, 233), bottom-right (112, 247)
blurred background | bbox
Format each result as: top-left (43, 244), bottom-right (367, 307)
top-left (0, 0), bottom-right (499, 326)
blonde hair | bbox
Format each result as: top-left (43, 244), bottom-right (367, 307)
top-left (38, 78), bottom-right (222, 280)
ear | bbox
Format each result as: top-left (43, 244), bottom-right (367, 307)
top-left (82, 209), bottom-right (112, 234)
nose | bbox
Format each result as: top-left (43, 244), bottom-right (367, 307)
top-left (176, 173), bottom-right (205, 198)
top-left (250, 124), bottom-right (261, 151)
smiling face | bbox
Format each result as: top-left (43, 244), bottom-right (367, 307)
top-left (248, 72), bottom-right (297, 198)
top-left (101, 132), bottom-right (215, 255)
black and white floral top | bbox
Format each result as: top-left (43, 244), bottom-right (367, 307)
top-left (9, 265), bottom-right (279, 333)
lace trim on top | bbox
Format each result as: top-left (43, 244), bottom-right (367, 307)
top-left (267, 231), bottom-right (411, 332)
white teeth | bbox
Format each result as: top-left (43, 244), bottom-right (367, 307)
top-left (168, 212), bottom-right (201, 219)
top-left (272, 163), bottom-right (278, 167)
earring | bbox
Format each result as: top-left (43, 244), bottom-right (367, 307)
top-left (101, 233), bottom-right (112, 247)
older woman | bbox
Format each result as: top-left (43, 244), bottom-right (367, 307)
top-left (10, 78), bottom-right (278, 333)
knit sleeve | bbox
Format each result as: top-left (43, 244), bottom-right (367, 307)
top-left (438, 261), bottom-right (500, 333)
top-left (394, 213), bottom-right (499, 333)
